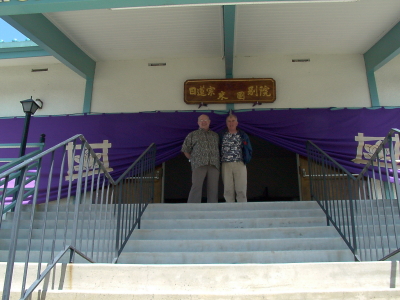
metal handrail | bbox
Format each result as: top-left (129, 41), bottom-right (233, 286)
top-left (307, 128), bottom-right (400, 261)
top-left (0, 135), bottom-right (46, 216)
top-left (0, 134), bottom-right (156, 300)
top-left (0, 135), bottom-right (45, 171)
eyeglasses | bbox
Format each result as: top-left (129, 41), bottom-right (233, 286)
top-left (199, 119), bottom-right (210, 122)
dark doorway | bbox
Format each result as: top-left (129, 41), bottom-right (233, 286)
top-left (164, 135), bottom-right (299, 203)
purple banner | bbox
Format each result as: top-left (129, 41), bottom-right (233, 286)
top-left (1, 108), bottom-right (399, 195)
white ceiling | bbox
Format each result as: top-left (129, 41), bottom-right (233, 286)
top-left (3, 0), bottom-right (400, 66)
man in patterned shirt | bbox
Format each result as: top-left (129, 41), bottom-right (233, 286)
top-left (182, 114), bottom-right (220, 203)
top-left (219, 114), bottom-right (252, 202)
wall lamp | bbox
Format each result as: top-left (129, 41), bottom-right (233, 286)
top-left (19, 97), bottom-right (43, 157)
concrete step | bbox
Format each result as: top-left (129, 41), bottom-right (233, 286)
top-left (0, 228), bottom-right (116, 239)
top-left (354, 206), bottom-right (400, 214)
top-left (0, 237), bottom-right (115, 251)
top-left (7, 207), bottom-right (323, 221)
top-left (0, 250), bottom-right (100, 263)
top-left (331, 216), bottom-right (400, 226)
top-left (142, 208), bottom-right (324, 220)
top-left (123, 237), bottom-right (349, 253)
top-left (140, 216), bottom-right (327, 229)
top-left (4, 210), bottom-right (115, 221)
top-left (130, 226), bottom-right (341, 240)
top-left (3, 261), bottom-right (400, 299)
top-left (9, 290), bottom-right (398, 300)
top-left (0, 219), bottom-right (115, 229)
top-left (145, 201), bottom-right (321, 212)
top-left (117, 249), bottom-right (354, 264)
top-left (19, 203), bottom-right (134, 212)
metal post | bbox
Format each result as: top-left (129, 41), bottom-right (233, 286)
top-left (13, 112), bottom-right (33, 206)
top-left (2, 170), bottom-right (28, 300)
top-left (19, 112), bottom-right (32, 157)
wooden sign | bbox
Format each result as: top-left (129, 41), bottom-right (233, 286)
top-left (184, 78), bottom-right (276, 104)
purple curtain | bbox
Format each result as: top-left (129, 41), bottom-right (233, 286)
top-left (1, 108), bottom-right (399, 202)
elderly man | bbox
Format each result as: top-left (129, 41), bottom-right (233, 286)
top-left (219, 114), bottom-right (252, 202)
top-left (182, 114), bottom-right (220, 203)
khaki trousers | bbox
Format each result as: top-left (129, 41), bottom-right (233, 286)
top-left (187, 165), bottom-right (219, 203)
top-left (221, 161), bottom-right (247, 202)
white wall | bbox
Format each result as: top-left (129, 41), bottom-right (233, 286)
top-left (233, 54), bottom-right (371, 109)
top-left (91, 57), bottom-right (227, 113)
top-left (91, 54), bottom-right (371, 112)
top-left (0, 61), bottom-right (86, 117)
top-left (375, 54), bottom-right (400, 107)
top-left (1, 53), bottom-right (373, 117)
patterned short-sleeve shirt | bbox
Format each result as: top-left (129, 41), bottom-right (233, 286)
top-left (181, 129), bottom-right (220, 171)
top-left (221, 132), bottom-right (243, 162)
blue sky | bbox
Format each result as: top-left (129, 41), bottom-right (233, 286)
top-left (0, 19), bottom-right (27, 42)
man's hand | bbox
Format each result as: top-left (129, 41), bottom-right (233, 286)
top-left (184, 152), bottom-right (191, 160)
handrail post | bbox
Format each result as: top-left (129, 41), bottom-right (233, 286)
top-left (2, 169), bottom-right (28, 300)
top-left (347, 176), bottom-right (358, 261)
top-left (116, 181), bottom-right (123, 255)
top-left (39, 133), bottom-right (46, 146)
top-left (70, 140), bottom-right (87, 263)
top-left (151, 149), bottom-right (156, 204)
top-left (138, 157), bottom-right (144, 230)
top-left (389, 135), bottom-right (400, 211)
top-left (306, 143), bottom-right (314, 200)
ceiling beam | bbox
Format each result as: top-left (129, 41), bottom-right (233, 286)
top-left (223, 5), bottom-right (235, 79)
top-left (0, 0), bottom-right (358, 16)
top-left (2, 14), bottom-right (95, 79)
top-left (364, 21), bottom-right (400, 73)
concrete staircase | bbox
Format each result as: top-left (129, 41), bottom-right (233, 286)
top-left (118, 201), bottom-right (354, 264)
top-left (2, 201), bottom-right (400, 299)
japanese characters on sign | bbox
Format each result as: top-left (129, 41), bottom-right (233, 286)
top-left (65, 140), bottom-right (113, 180)
top-left (352, 133), bottom-right (400, 168)
top-left (184, 78), bottom-right (276, 104)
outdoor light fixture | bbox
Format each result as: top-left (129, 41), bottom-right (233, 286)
top-left (19, 97), bottom-right (42, 157)
top-left (20, 97), bottom-right (41, 115)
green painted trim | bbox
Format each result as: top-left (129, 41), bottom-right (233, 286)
top-left (2, 14), bottom-right (95, 79)
top-left (226, 103), bottom-right (235, 110)
top-left (364, 21), bottom-right (400, 73)
top-left (0, 45), bottom-right (39, 52)
top-left (0, 40), bottom-right (37, 48)
top-left (214, 110), bottom-right (230, 114)
top-left (0, 0), bottom-right (347, 16)
top-left (366, 71), bottom-right (380, 107)
top-left (0, 45), bottom-right (49, 58)
top-left (1, 106), bottom-right (399, 120)
top-left (83, 78), bottom-right (94, 113)
top-left (231, 109), bottom-right (253, 112)
top-left (223, 5), bottom-right (235, 79)
top-left (0, 49), bottom-right (49, 58)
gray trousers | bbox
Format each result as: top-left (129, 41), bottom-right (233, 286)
top-left (221, 161), bottom-right (247, 202)
top-left (187, 165), bottom-right (219, 203)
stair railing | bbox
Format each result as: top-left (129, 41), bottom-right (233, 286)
top-left (0, 134), bottom-right (46, 214)
top-left (0, 134), bottom-right (156, 300)
top-left (307, 128), bottom-right (400, 262)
